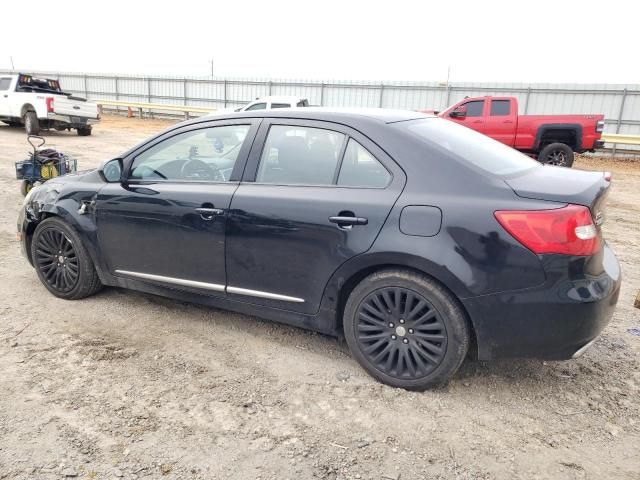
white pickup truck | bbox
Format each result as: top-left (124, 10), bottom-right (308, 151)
top-left (0, 73), bottom-right (99, 136)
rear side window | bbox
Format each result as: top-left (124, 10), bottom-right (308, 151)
top-left (245, 103), bottom-right (266, 111)
top-left (0, 78), bottom-right (11, 91)
top-left (490, 100), bottom-right (511, 116)
top-left (270, 103), bottom-right (291, 109)
top-left (403, 118), bottom-right (539, 176)
top-left (338, 139), bottom-right (391, 188)
top-left (464, 100), bottom-right (484, 117)
top-left (256, 125), bottom-right (344, 185)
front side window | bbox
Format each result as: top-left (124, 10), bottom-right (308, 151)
top-left (129, 125), bottom-right (250, 182)
top-left (0, 78), bottom-right (11, 91)
top-left (338, 139), bottom-right (391, 188)
top-left (463, 100), bottom-right (484, 117)
top-left (245, 103), bottom-right (266, 111)
top-left (256, 125), bottom-right (344, 185)
top-left (490, 100), bottom-right (511, 116)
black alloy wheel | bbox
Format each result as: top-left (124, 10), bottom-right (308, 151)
top-left (355, 287), bottom-right (447, 378)
top-left (343, 269), bottom-right (469, 390)
top-left (31, 218), bottom-right (102, 299)
top-left (35, 227), bottom-right (80, 293)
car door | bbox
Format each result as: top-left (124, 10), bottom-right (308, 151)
top-left (96, 119), bottom-right (260, 294)
top-left (448, 99), bottom-right (486, 133)
top-left (484, 98), bottom-right (517, 146)
top-left (225, 119), bottom-right (406, 314)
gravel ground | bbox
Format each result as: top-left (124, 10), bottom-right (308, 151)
top-left (0, 116), bottom-right (639, 480)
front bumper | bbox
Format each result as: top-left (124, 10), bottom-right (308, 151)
top-left (463, 243), bottom-right (621, 360)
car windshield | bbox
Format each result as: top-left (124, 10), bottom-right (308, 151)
top-left (401, 118), bottom-right (540, 176)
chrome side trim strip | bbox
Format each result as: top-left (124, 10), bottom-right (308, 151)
top-left (226, 286), bottom-right (305, 303)
top-left (115, 270), bottom-right (225, 292)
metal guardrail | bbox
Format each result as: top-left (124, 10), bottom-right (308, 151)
top-left (601, 133), bottom-right (640, 146)
top-left (94, 99), bottom-right (214, 119)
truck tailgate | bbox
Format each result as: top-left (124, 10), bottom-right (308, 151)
top-left (53, 95), bottom-right (98, 119)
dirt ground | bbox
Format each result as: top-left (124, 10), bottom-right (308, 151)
top-left (0, 116), bottom-right (638, 480)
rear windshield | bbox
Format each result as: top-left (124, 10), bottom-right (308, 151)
top-left (402, 118), bottom-right (539, 176)
top-left (16, 74), bottom-right (62, 94)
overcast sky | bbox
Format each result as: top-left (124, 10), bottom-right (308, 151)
top-left (2, 0), bottom-right (637, 84)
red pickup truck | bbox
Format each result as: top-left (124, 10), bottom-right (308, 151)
top-left (436, 96), bottom-right (605, 167)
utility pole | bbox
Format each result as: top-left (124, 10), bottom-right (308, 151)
top-left (210, 59), bottom-right (214, 79)
top-left (10, 56), bottom-right (15, 70)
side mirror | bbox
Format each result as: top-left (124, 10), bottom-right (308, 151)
top-left (99, 158), bottom-right (123, 183)
top-left (450, 106), bottom-right (467, 118)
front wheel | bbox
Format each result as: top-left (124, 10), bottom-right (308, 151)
top-left (31, 218), bottom-right (102, 299)
top-left (538, 142), bottom-right (574, 167)
top-left (343, 269), bottom-right (470, 390)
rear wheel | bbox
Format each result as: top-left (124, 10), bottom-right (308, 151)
top-left (24, 111), bottom-right (40, 135)
top-left (31, 218), bottom-right (102, 300)
top-left (343, 269), bottom-right (469, 390)
top-left (77, 126), bottom-right (92, 136)
top-left (538, 142), bottom-right (574, 167)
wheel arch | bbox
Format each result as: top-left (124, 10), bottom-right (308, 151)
top-left (21, 103), bottom-right (36, 117)
top-left (26, 203), bottom-right (110, 284)
top-left (534, 123), bottom-right (582, 151)
top-left (322, 253), bottom-right (478, 358)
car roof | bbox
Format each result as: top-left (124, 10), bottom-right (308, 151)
top-left (199, 107), bottom-right (433, 125)
top-left (253, 95), bottom-right (306, 103)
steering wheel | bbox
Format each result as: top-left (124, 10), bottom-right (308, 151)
top-left (180, 159), bottom-right (221, 181)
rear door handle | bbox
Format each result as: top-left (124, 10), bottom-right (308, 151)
top-left (195, 207), bottom-right (224, 220)
top-left (329, 216), bottom-right (368, 226)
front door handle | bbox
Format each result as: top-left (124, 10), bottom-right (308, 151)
top-left (195, 207), bottom-right (224, 220)
top-left (329, 216), bottom-right (368, 227)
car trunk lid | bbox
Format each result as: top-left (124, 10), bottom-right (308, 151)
top-left (505, 165), bottom-right (611, 227)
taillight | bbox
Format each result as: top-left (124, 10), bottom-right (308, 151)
top-left (494, 205), bottom-right (600, 256)
top-left (596, 120), bottom-right (605, 133)
top-left (46, 97), bottom-right (54, 113)
top-left (604, 171), bottom-right (612, 182)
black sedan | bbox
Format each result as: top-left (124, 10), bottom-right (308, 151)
top-left (17, 108), bottom-right (621, 390)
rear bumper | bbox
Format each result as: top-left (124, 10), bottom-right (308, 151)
top-left (593, 139), bottom-right (605, 149)
top-left (463, 243), bottom-right (621, 360)
top-left (46, 113), bottom-right (99, 127)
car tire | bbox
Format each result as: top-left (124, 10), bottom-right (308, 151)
top-left (31, 217), bottom-right (102, 300)
top-left (343, 269), bottom-right (469, 390)
top-left (24, 111), bottom-right (40, 136)
top-left (538, 142), bottom-right (574, 167)
top-left (77, 127), bottom-right (92, 136)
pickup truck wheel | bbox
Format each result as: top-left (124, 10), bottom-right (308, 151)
top-left (24, 111), bottom-right (40, 135)
top-left (77, 127), bottom-right (92, 136)
top-left (538, 143), bottom-right (574, 167)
